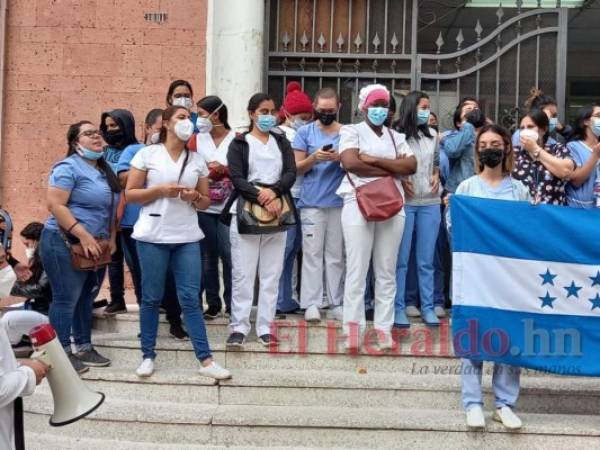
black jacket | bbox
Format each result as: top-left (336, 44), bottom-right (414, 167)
top-left (100, 109), bottom-right (138, 150)
top-left (226, 130), bottom-right (297, 203)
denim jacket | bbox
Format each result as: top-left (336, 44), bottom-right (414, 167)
top-left (441, 122), bottom-right (476, 193)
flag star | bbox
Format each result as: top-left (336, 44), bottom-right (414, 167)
top-left (539, 291), bottom-right (557, 308)
top-left (590, 271), bottom-right (600, 287)
top-left (589, 294), bottom-right (600, 311)
top-left (563, 281), bottom-right (583, 299)
top-left (539, 269), bottom-right (557, 286)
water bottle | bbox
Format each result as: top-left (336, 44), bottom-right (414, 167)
top-left (594, 164), bottom-right (600, 208)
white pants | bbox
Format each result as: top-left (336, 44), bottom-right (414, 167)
top-left (229, 218), bottom-right (287, 336)
top-left (341, 199), bottom-right (405, 339)
top-left (300, 207), bottom-right (345, 309)
top-left (0, 311), bottom-right (49, 345)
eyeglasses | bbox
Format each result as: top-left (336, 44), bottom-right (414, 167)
top-left (78, 129), bottom-right (101, 138)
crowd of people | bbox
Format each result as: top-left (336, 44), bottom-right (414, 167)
top-left (3, 80), bottom-right (600, 430)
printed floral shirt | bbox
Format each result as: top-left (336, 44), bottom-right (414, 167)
top-left (512, 142), bottom-right (574, 205)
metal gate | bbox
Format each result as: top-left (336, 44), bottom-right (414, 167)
top-left (265, 0), bottom-right (568, 129)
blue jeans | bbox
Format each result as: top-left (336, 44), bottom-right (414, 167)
top-left (197, 212), bottom-right (232, 312)
top-left (137, 241), bottom-right (211, 361)
top-left (40, 228), bottom-right (105, 352)
top-left (461, 359), bottom-right (521, 411)
top-left (121, 227), bottom-right (142, 304)
top-left (277, 206), bottom-right (302, 313)
top-left (406, 206), bottom-right (448, 308)
top-left (394, 204), bottom-right (441, 316)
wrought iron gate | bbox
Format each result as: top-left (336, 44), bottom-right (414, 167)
top-left (265, 0), bottom-right (568, 129)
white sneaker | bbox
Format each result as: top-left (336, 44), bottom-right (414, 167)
top-left (376, 333), bottom-right (394, 351)
top-left (198, 361), bottom-right (232, 380)
top-left (466, 406), bottom-right (486, 429)
top-left (434, 306), bottom-right (446, 318)
top-left (493, 406), bottom-right (522, 430)
top-left (304, 305), bottom-right (321, 322)
top-left (326, 305), bottom-right (343, 321)
top-left (136, 358), bottom-right (154, 378)
top-left (405, 305), bottom-right (420, 317)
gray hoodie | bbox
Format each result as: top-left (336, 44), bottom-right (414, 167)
top-left (404, 128), bottom-right (441, 206)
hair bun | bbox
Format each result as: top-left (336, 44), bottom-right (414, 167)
top-left (286, 81), bottom-right (302, 94)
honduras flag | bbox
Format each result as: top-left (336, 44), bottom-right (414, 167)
top-left (450, 196), bottom-right (600, 376)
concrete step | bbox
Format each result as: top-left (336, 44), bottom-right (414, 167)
top-left (26, 432), bottom-right (318, 450)
top-left (93, 311), bottom-right (455, 355)
top-left (24, 396), bottom-right (600, 449)
top-left (57, 366), bottom-right (600, 415)
top-left (91, 331), bottom-right (571, 379)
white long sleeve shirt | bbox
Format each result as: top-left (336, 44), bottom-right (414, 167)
top-left (0, 318), bottom-right (36, 450)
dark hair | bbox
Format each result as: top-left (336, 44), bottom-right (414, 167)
top-left (145, 108), bottom-right (164, 128)
top-left (452, 97), bottom-right (480, 130)
top-left (394, 91), bottom-right (433, 141)
top-left (389, 95), bottom-right (397, 116)
top-left (166, 80), bottom-right (193, 106)
top-left (522, 109), bottom-right (550, 144)
top-left (247, 93), bottom-right (274, 131)
top-left (20, 222), bottom-right (44, 281)
top-left (20, 222), bottom-right (43, 241)
top-left (66, 121), bottom-right (121, 193)
top-left (524, 88), bottom-right (557, 112)
top-left (570, 103), bottom-right (600, 142)
top-left (197, 95), bottom-right (231, 130)
top-left (475, 124), bottom-right (514, 175)
top-left (314, 87), bottom-right (339, 103)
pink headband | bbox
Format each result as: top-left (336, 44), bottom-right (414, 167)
top-left (362, 89), bottom-right (390, 111)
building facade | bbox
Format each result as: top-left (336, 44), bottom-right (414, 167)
top-left (0, 0), bottom-right (598, 252)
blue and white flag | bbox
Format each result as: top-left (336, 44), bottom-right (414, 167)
top-left (450, 195), bottom-right (600, 376)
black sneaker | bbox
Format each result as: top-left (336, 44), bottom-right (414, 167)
top-left (170, 324), bottom-right (189, 341)
top-left (76, 348), bottom-right (111, 367)
top-left (257, 334), bottom-right (279, 347)
top-left (203, 305), bottom-right (221, 320)
top-left (226, 332), bottom-right (245, 349)
top-left (104, 303), bottom-right (127, 316)
top-left (68, 352), bottom-right (90, 374)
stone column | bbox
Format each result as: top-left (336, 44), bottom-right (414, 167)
top-left (205, 0), bottom-right (265, 131)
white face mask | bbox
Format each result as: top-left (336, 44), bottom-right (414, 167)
top-left (25, 247), bottom-right (36, 260)
top-left (520, 128), bottom-right (539, 143)
top-left (0, 265), bottom-right (17, 297)
top-left (150, 132), bottom-right (160, 144)
top-left (196, 117), bottom-right (213, 134)
top-left (174, 119), bottom-right (195, 142)
top-left (172, 96), bottom-right (193, 109)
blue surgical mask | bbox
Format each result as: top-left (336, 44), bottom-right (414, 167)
top-left (367, 107), bottom-right (389, 127)
top-left (77, 145), bottom-right (104, 161)
top-left (593, 118), bottom-right (600, 138)
top-left (256, 114), bottom-right (277, 133)
top-left (548, 117), bottom-right (558, 133)
top-left (417, 109), bottom-right (431, 125)
top-left (291, 118), bottom-right (308, 130)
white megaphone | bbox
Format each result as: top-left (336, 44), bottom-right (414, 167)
top-left (28, 323), bottom-right (105, 426)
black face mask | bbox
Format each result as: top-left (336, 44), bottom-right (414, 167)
top-left (103, 129), bottom-right (125, 147)
top-left (478, 148), bottom-right (505, 169)
top-left (465, 109), bottom-right (486, 128)
top-left (315, 110), bottom-right (337, 126)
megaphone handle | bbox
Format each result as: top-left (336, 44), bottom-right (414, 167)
top-left (30, 349), bottom-right (52, 369)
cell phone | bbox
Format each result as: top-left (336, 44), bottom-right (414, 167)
top-left (322, 144), bottom-right (333, 152)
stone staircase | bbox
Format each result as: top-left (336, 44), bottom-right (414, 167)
top-left (23, 308), bottom-right (600, 449)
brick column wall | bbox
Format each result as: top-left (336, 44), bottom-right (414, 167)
top-left (0, 0), bottom-right (207, 258)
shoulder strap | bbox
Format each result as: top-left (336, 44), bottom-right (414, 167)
top-left (387, 128), bottom-right (398, 155)
top-left (177, 149), bottom-right (190, 183)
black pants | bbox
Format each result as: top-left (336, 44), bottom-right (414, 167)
top-left (108, 231), bottom-right (125, 305)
